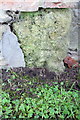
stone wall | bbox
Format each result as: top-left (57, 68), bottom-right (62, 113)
top-left (13, 8), bottom-right (72, 74)
top-left (0, 0), bottom-right (76, 11)
top-left (0, 11), bottom-right (25, 68)
top-left (68, 3), bottom-right (80, 61)
top-left (0, 3), bottom-right (79, 73)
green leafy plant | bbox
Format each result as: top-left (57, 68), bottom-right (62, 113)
top-left (1, 82), bottom-right (80, 119)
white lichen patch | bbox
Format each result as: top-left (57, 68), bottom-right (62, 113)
top-left (13, 8), bottom-right (72, 74)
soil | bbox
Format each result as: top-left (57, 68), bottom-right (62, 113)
top-left (1, 67), bottom-right (80, 120)
top-left (1, 67), bottom-right (80, 93)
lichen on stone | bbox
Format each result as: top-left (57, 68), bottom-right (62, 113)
top-left (13, 8), bottom-right (72, 74)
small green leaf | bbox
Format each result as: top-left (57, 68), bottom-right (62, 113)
top-left (34, 115), bottom-right (39, 118)
top-left (59, 115), bottom-right (65, 119)
top-left (11, 75), bottom-right (16, 79)
top-left (76, 114), bottom-right (80, 120)
top-left (19, 104), bottom-right (25, 112)
top-left (2, 98), bottom-right (10, 104)
top-left (60, 82), bottom-right (64, 85)
top-left (19, 113), bottom-right (25, 118)
top-left (28, 109), bottom-right (33, 118)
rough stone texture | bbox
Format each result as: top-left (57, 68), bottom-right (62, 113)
top-left (0, 25), bottom-right (25, 68)
top-left (0, 0), bottom-right (76, 12)
top-left (0, 25), bottom-right (9, 67)
top-left (68, 4), bottom-right (80, 61)
top-left (13, 9), bottom-right (72, 74)
top-left (78, 2), bottom-right (80, 59)
top-left (0, 10), bottom-right (12, 23)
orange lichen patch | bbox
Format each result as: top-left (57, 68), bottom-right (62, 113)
top-left (63, 56), bottom-right (79, 68)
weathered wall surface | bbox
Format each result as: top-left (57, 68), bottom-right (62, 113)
top-left (68, 3), bottom-right (80, 61)
top-left (0, 0), bottom-right (76, 11)
top-left (13, 9), bottom-right (72, 73)
top-left (0, 11), bottom-right (25, 68)
top-left (0, 2), bottom-right (79, 73)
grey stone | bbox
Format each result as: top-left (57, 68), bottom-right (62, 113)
top-left (0, 25), bottom-right (10, 67)
top-left (0, 25), bottom-right (25, 68)
top-left (68, 8), bottom-right (80, 61)
top-left (0, 10), bottom-right (12, 23)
